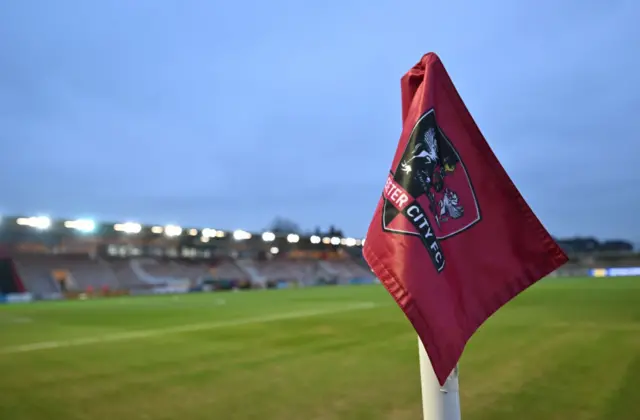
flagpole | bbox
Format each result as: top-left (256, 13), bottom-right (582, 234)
top-left (418, 337), bottom-right (462, 420)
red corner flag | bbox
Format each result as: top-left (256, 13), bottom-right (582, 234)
top-left (362, 53), bottom-right (568, 385)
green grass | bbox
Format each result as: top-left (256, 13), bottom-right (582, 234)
top-left (1, 277), bottom-right (639, 420)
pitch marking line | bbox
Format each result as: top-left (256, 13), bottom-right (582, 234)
top-left (0, 302), bottom-right (380, 355)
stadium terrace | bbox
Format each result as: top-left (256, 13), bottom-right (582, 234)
top-left (0, 214), bottom-right (637, 304)
top-left (0, 215), bottom-right (373, 301)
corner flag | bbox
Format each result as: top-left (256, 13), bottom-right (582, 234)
top-left (362, 52), bottom-right (568, 386)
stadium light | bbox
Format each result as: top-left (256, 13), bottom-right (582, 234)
top-left (113, 222), bottom-right (142, 234)
top-left (322, 237), bottom-right (331, 244)
top-left (201, 236), bottom-right (210, 243)
top-left (344, 237), bottom-right (357, 247)
top-left (286, 233), bottom-right (300, 243)
top-left (355, 239), bottom-right (363, 246)
top-left (202, 228), bottom-right (226, 238)
top-left (188, 229), bottom-right (198, 236)
top-left (270, 246), bottom-right (279, 254)
top-left (151, 226), bottom-right (164, 234)
top-left (362, 238), bottom-right (366, 246)
top-left (310, 235), bottom-right (321, 244)
top-left (330, 236), bottom-right (341, 246)
top-left (233, 230), bottom-right (251, 241)
top-left (37, 216), bottom-right (52, 229)
top-left (202, 228), bottom-right (216, 238)
top-left (64, 219), bottom-right (96, 233)
top-left (17, 216), bottom-right (51, 230)
top-left (262, 232), bottom-right (276, 242)
top-left (164, 225), bottom-right (183, 237)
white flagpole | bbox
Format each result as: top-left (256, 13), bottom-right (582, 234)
top-left (418, 337), bottom-right (462, 420)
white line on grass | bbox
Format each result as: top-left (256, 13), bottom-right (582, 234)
top-left (0, 302), bottom-right (380, 355)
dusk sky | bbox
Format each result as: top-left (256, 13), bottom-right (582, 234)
top-left (1, 0), bottom-right (638, 241)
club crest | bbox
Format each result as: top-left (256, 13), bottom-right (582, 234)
top-left (381, 109), bottom-right (481, 272)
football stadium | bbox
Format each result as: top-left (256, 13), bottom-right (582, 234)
top-left (1, 215), bottom-right (639, 420)
top-left (3, 1), bottom-right (639, 418)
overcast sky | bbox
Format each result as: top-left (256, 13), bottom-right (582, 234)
top-left (1, 0), bottom-right (638, 241)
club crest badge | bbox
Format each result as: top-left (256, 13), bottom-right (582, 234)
top-left (381, 109), bottom-right (481, 272)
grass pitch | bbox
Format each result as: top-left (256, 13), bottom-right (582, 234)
top-left (1, 277), bottom-right (639, 420)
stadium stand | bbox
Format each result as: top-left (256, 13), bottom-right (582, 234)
top-left (0, 215), bottom-right (637, 301)
top-left (318, 259), bottom-right (373, 283)
top-left (247, 259), bottom-right (321, 285)
top-left (12, 256), bottom-right (61, 297)
top-left (209, 259), bottom-right (246, 281)
top-left (166, 261), bottom-right (211, 281)
top-left (235, 259), bottom-right (268, 286)
top-left (108, 259), bottom-right (149, 290)
top-left (14, 253), bottom-right (119, 293)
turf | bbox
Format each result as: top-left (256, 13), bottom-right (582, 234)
top-left (1, 277), bottom-right (639, 420)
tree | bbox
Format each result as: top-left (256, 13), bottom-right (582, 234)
top-left (328, 225), bottom-right (344, 237)
top-left (268, 217), bottom-right (301, 234)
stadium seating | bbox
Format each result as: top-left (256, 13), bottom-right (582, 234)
top-left (11, 251), bottom-right (378, 296)
top-left (133, 259), bottom-right (214, 286)
top-left (318, 259), bottom-right (373, 283)
top-left (109, 259), bottom-right (157, 290)
top-left (11, 249), bottom-right (640, 297)
top-left (234, 260), bottom-right (268, 286)
top-left (210, 259), bottom-right (246, 280)
top-left (250, 259), bottom-right (320, 284)
top-left (235, 258), bottom-right (374, 286)
top-left (12, 255), bottom-right (60, 297)
top-left (169, 261), bottom-right (212, 281)
top-left (137, 259), bottom-right (197, 281)
top-left (2, 215), bottom-right (637, 300)
top-left (112, 258), bottom-right (248, 290)
top-left (13, 254), bottom-right (120, 294)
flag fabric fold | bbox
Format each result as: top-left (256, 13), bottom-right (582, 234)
top-left (363, 52), bottom-right (568, 386)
